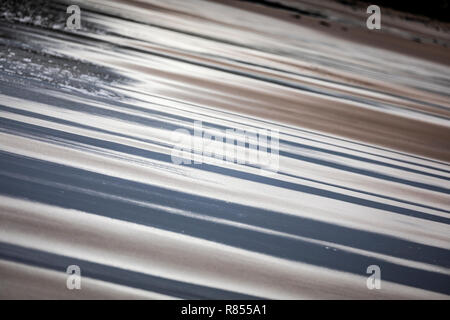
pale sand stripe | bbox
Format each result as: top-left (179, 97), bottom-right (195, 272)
top-left (0, 196), bottom-right (447, 299)
top-left (0, 131), bottom-right (449, 249)
top-left (0, 260), bottom-right (175, 300)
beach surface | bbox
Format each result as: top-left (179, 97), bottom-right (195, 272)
top-left (0, 0), bottom-right (449, 299)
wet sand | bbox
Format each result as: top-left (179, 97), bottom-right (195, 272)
top-left (0, 0), bottom-right (449, 299)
